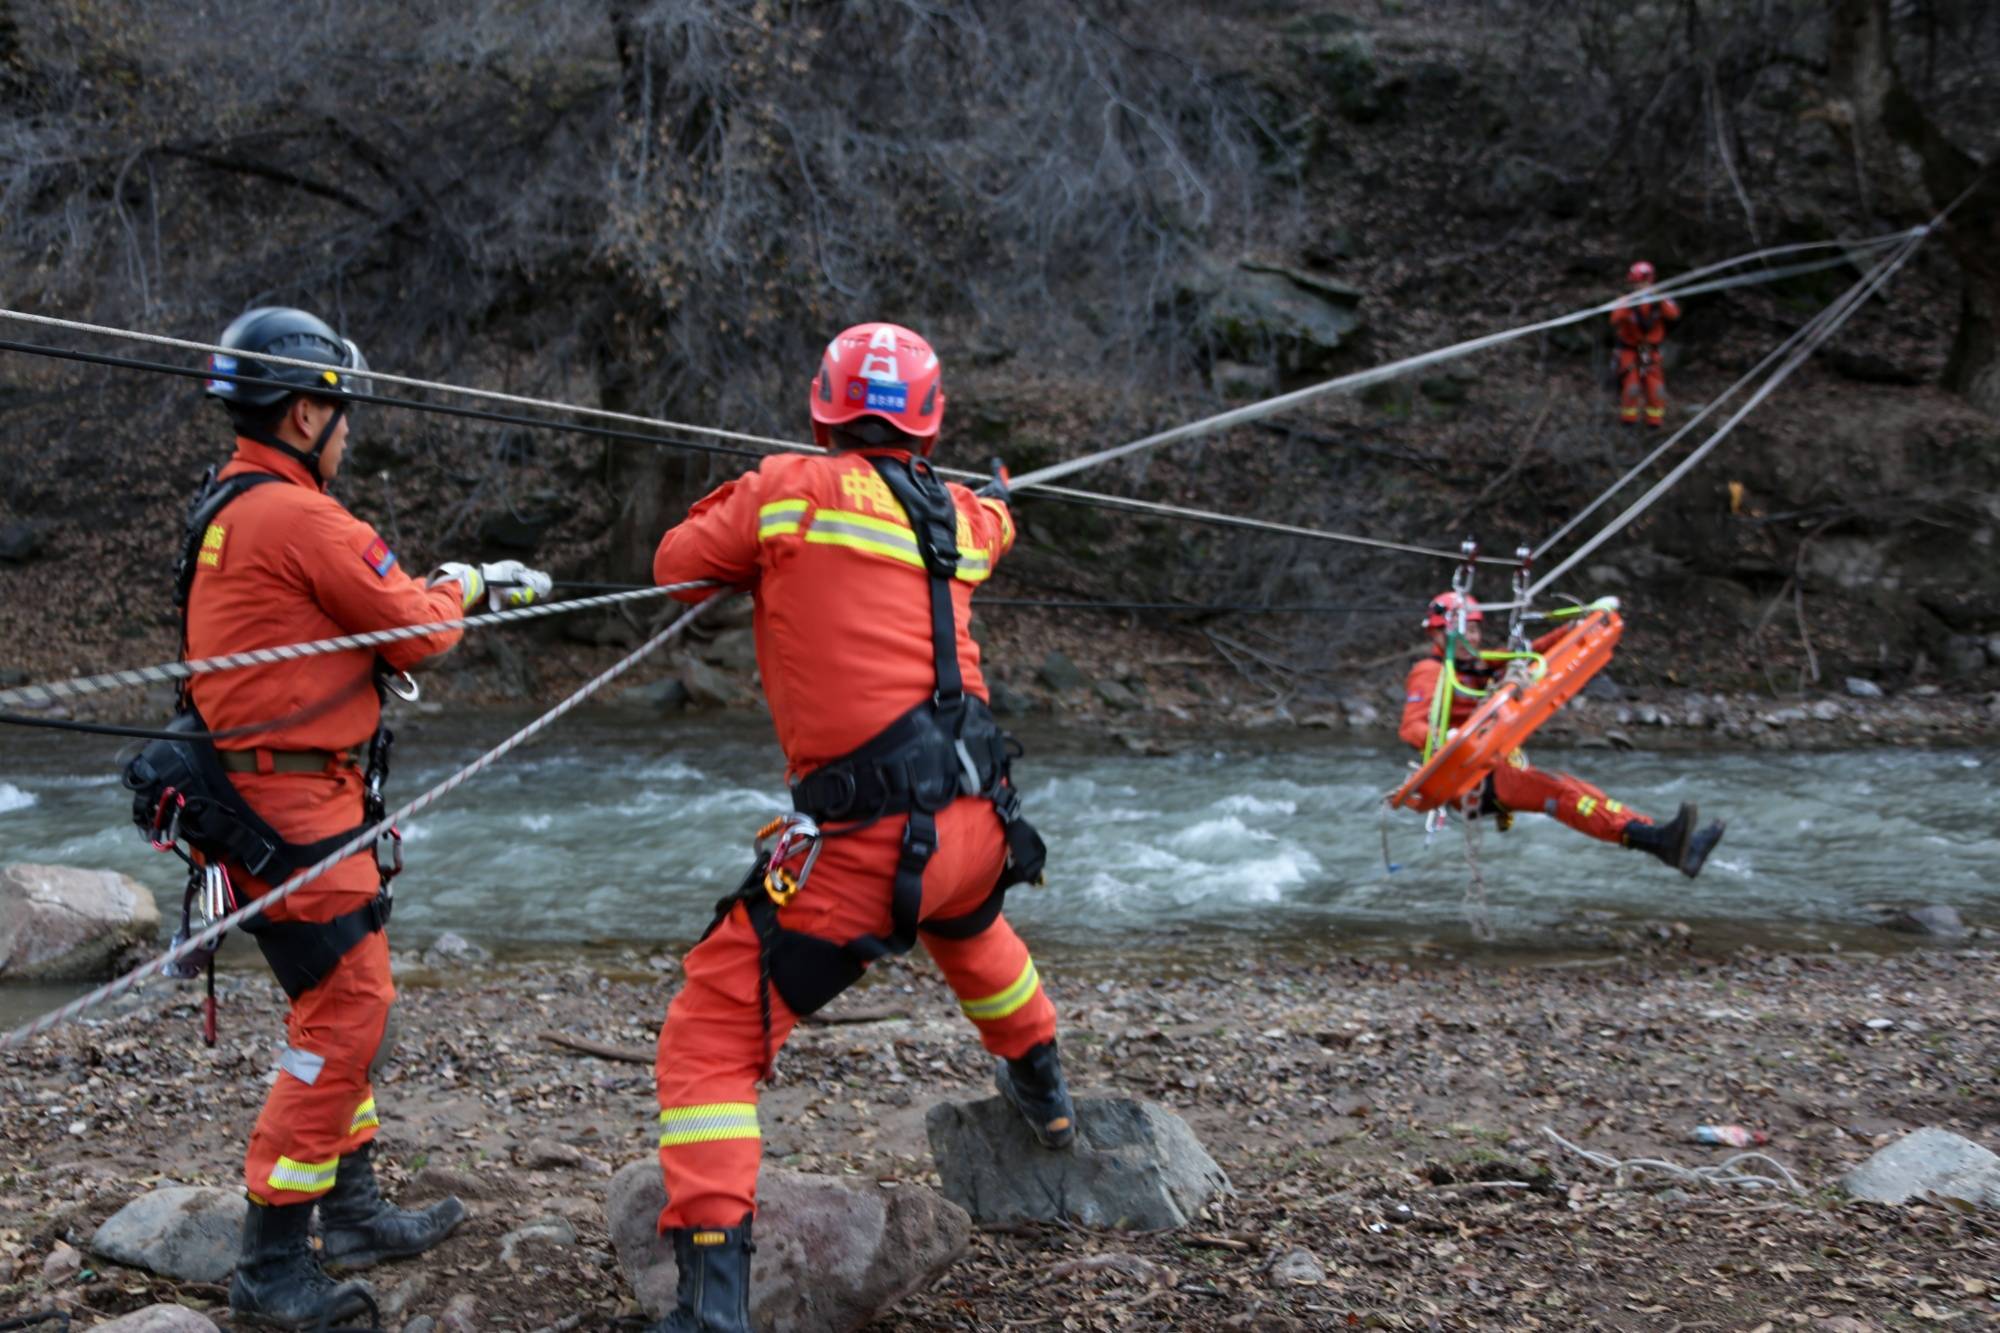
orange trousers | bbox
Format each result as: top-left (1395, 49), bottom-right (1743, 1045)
top-left (1489, 749), bottom-right (1647, 844)
top-left (232, 768), bottom-right (394, 1205)
top-left (1616, 347), bottom-right (1666, 425)
top-left (655, 797), bottom-right (1057, 1230)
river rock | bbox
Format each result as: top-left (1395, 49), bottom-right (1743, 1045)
top-left (498, 1216), bottom-right (577, 1264)
top-left (682, 655), bottom-right (750, 708)
top-left (92, 1306), bottom-right (220, 1332)
top-left (1882, 905), bottom-right (1969, 938)
top-left (629, 677), bottom-right (691, 713)
top-left (1272, 1247), bottom-right (1326, 1284)
top-left (41, 1239), bottom-right (83, 1283)
top-left (700, 626), bottom-right (760, 674)
top-left (423, 931), bottom-right (491, 968)
top-left (1844, 676), bottom-right (1885, 699)
top-left (1842, 1128), bottom-right (2000, 1207)
top-left (0, 863), bottom-right (161, 981)
top-left (1094, 678), bottom-right (1139, 711)
top-left (1037, 650), bottom-right (1087, 693)
top-left (436, 1294), bottom-right (481, 1333)
top-left (925, 1095), bottom-right (1229, 1229)
top-left (90, 1186), bottom-right (245, 1283)
top-left (515, 1137), bottom-right (609, 1174)
top-left (608, 1162), bottom-right (970, 1330)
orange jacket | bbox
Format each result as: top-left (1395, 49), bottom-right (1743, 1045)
top-left (1610, 297), bottom-right (1680, 348)
top-left (1397, 626), bottom-right (1570, 750)
top-left (186, 439), bottom-right (466, 755)
top-left (654, 448), bottom-right (1016, 776)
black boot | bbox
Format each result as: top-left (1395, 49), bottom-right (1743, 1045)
top-left (647, 1216), bottom-right (754, 1333)
top-left (996, 1039), bottom-right (1077, 1149)
top-left (319, 1141), bottom-right (466, 1270)
top-left (1623, 802), bottom-right (1726, 878)
top-left (229, 1197), bottom-right (378, 1329)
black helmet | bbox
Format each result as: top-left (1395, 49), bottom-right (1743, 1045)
top-left (204, 307), bottom-right (368, 408)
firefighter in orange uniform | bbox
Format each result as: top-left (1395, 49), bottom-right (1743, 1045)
top-left (647, 323), bottom-right (1070, 1333)
top-left (1611, 260), bottom-right (1681, 426)
top-left (186, 308), bottom-right (551, 1327)
top-left (1401, 592), bottom-right (1724, 875)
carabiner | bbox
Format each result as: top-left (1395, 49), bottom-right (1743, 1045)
top-left (756, 814), bottom-right (823, 908)
top-left (375, 826), bottom-right (404, 881)
top-left (385, 671), bottom-right (421, 702)
top-left (1507, 545), bottom-right (1533, 654)
top-left (149, 788), bottom-right (186, 852)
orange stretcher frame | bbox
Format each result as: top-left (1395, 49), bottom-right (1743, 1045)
top-left (1388, 609), bottom-right (1625, 813)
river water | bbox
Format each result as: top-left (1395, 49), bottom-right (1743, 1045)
top-left (3, 711), bottom-right (1993, 977)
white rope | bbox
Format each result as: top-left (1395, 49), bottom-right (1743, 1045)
top-left (1002, 233), bottom-right (1920, 495)
top-left (0, 232), bottom-right (1912, 583)
top-left (1532, 241), bottom-right (1925, 559)
top-left (0, 582), bottom-right (714, 709)
top-left (1541, 1126), bottom-right (1805, 1195)
top-left (1527, 229), bottom-right (1928, 600)
top-left (0, 594), bottom-right (731, 1049)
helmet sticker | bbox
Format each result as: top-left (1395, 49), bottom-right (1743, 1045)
top-left (206, 354), bottom-right (237, 393)
top-left (863, 380), bottom-right (909, 413)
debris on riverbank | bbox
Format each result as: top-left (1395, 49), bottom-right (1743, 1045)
top-left (3, 943), bottom-right (1995, 1328)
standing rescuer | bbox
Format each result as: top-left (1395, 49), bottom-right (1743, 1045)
top-left (647, 322), bottom-right (1071, 1333)
top-left (180, 307), bottom-right (552, 1327)
top-left (1400, 592), bottom-right (1725, 875)
top-left (1611, 260), bottom-right (1681, 427)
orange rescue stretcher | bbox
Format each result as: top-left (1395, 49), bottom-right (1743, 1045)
top-left (1389, 609), bottom-right (1624, 813)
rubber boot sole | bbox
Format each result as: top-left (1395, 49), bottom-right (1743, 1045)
top-left (995, 1061), bottom-right (1077, 1150)
top-left (1680, 821), bottom-right (1726, 878)
top-left (322, 1197), bottom-right (467, 1271)
top-left (228, 1280), bottom-right (378, 1330)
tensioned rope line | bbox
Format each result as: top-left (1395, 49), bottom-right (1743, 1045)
top-left (562, 582), bottom-right (1411, 615)
top-left (1531, 242), bottom-right (1924, 560)
top-left (0, 233), bottom-right (1910, 577)
top-left (0, 249), bottom-right (1902, 711)
top-left (0, 583), bottom-right (713, 710)
top-left (0, 594), bottom-right (731, 1050)
top-left (0, 231), bottom-right (1904, 474)
top-left (1527, 229), bottom-right (1929, 600)
top-left (998, 235), bottom-right (1920, 495)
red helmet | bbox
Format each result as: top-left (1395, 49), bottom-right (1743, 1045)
top-left (1627, 260), bottom-right (1656, 285)
top-left (809, 322), bottom-right (945, 453)
top-left (1424, 590), bottom-right (1484, 630)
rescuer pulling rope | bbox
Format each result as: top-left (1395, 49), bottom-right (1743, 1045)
top-left (1612, 260), bottom-right (1682, 428)
top-left (123, 307), bottom-right (554, 1329)
top-left (644, 322), bottom-right (1070, 1333)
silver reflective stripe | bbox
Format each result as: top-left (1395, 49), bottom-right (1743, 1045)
top-left (278, 1046), bottom-right (325, 1086)
top-left (807, 517), bottom-right (922, 554)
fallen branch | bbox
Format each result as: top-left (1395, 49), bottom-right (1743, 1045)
top-left (537, 1031), bottom-right (652, 1065)
top-left (1046, 1253), bottom-right (1176, 1286)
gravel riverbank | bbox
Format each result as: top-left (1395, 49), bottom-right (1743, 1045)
top-left (3, 940), bottom-right (1996, 1330)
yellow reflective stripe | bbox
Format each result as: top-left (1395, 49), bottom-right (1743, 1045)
top-left (267, 1154), bottom-right (340, 1194)
top-left (960, 958), bottom-right (1041, 1022)
top-left (804, 509), bottom-right (925, 570)
top-left (976, 495), bottom-right (1015, 550)
top-left (349, 1097), bottom-right (379, 1134)
top-left (758, 499), bottom-right (810, 540)
top-left (658, 1102), bottom-right (761, 1148)
top-left (956, 547), bottom-right (992, 583)
top-left (1577, 796), bottom-right (1599, 817)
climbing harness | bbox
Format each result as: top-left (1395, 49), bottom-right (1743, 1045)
top-left (702, 452), bottom-right (1047, 1074)
top-left (1, 597), bottom-right (725, 1051)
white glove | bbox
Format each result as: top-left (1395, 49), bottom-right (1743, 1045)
top-left (1587, 595), bottom-right (1622, 614)
top-left (432, 560), bottom-right (553, 612)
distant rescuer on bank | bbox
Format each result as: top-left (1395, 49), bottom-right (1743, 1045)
top-left (1612, 259), bottom-right (1681, 427)
top-left (646, 322), bottom-right (1072, 1332)
top-left (165, 308), bottom-right (551, 1326)
top-left (1401, 592), bottom-right (1725, 875)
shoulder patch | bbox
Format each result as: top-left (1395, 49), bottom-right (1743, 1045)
top-left (362, 536), bottom-right (397, 577)
top-left (197, 522), bottom-right (228, 572)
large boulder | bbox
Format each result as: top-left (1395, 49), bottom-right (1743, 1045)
top-left (0, 863), bottom-right (161, 981)
top-left (1181, 259), bottom-right (1364, 378)
top-left (90, 1186), bottom-right (247, 1284)
top-left (607, 1162), bottom-right (970, 1331)
top-left (925, 1095), bottom-right (1229, 1229)
top-left (91, 1308), bottom-right (219, 1332)
top-left (1842, 1128), bottom-right (2000, 1207)
top-left (1882, 905), bottom-right (1969, 938)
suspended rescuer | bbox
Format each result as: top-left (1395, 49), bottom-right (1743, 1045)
top-left (1401, 592), bottom-right (1725, 875)
top-left (646, 322), bottom-right (1070, 1333)
top-left (1611, 260), bottom-right (1681, 426)
top-left (162, 307), bottom-right (552, 1327)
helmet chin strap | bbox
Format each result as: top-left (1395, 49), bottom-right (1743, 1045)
top-left (241, 399), bottom-right (346, 483)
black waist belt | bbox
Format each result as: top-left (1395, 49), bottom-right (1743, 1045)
top-left (242, 891), bottom-right (393, 1000)
top-left (791, 701), bottom-right (1009, 825)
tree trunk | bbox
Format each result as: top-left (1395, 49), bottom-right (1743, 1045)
top-left (1829, 0), bottom-right (2000, 417)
